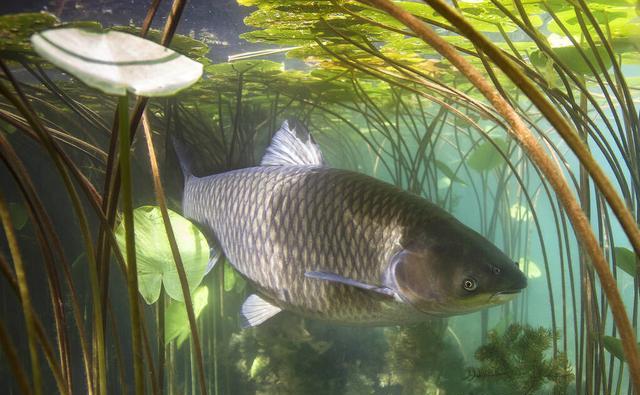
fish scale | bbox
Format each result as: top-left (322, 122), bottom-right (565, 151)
top-left (183, 165), bottom-right (433, 324)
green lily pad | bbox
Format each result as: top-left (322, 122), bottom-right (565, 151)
top-left (467, 138), bottom-right (509, 172)
top-left (115, 206), bottom-right (209, 304)
top-left (613, 246), bottom-right (637, 277)
top-left (31, 27), bottom-right (203, 97)
top-left (165, 286), bottom-right (209, 348)
top-left (0, 12), bottom-right (59, 59)
top-left (530, 45), bottom-right (612, 77)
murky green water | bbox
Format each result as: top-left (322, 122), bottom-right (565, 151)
top-left (1, 1), bottom-right (639, 394)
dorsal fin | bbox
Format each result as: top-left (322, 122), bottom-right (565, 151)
top-left (260, 119), bottom-right (326, 166)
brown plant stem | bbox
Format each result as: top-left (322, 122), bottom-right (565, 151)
top-left (142, 110), bottom-right (208, 395)
top-left (0, 191), bottom-right (42, 395)
top-left (357, 0), bottom-right (640, 389)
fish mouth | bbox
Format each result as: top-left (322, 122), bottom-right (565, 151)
top-left (496, 289), bottom-right (522, 295)
top-left (489, 289), bottom-right (522, 304)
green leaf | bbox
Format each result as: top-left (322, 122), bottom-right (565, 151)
top-left (0, 12), bottom-right (59, 59)
top-left (531, 45), bottom-right (612, 76)
top-left (603, 336), bottom-right (640, 362)
top-left (31, 27), bottom-right (203, 97)
top-left (115, 206), bottom-right (209, 304)
top-left (614, 246), bottom-right (637, 276)
top-left (467, 138), bottom-right (509, 172)
top-left (435, 160), bottom-right (466, 185)
top-left (165, 286), bottom-right (209, 348)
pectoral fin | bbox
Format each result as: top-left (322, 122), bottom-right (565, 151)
top-left (240, 294), bottom-right (282, 328)
top-left (304, 271), bottom-right (396, 298)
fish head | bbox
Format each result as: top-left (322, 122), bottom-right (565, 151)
top-left (385, 218), bottom-right (527, 316)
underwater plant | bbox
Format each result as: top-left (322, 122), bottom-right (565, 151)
top-left (469, 323), bottom-right (574, 395)
top-left (1, 0), bottom-right (639, 393)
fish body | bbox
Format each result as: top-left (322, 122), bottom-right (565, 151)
top-left (179, 120), bottom-right (527, 327)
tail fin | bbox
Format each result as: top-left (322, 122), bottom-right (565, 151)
top-left (171, 134), bottom-right (195, 181)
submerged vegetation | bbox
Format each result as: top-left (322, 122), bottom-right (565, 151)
top-left (469, 323), bottom-right (574, 394)
top-left (0, 0), bottom-right (639, 394)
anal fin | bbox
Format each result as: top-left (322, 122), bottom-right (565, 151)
top-left (240, 294), bottom-right (282, 328)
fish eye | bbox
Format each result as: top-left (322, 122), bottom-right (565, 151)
top-left (463, 278), bottom-right (477, 291)
top-left (492, 267), bottom-right (501, 275)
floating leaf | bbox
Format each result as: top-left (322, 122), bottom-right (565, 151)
top-left (518, 258), bottom-right (542, 279)
top-left (0, 12), bottom-right (59, 59)
top-left (603, 336), bottom-right (640, 362)
top-left (614, 246), bottom-right (637, 277)
top-left (530, 45), bottom-right (612, 76)
top-left (467, 138), bottom-right (509, 172)
top-left (31, 27), bottom-right (203, 96)
top-left (165, 286), bottom-right (209, 348)
top-left (115, 206), bottom-right (209, 304)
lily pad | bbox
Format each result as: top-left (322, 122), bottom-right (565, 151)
top-left (0, 12), bottom-right (59, 59)
top-left (165, 286), bottom-right (209, 348)
top-left (31, 27), bottom-right (203, 96)
top-left (530, 45), bottom-right (612, 77)
top-left (613, 246), bottom-right (637, 277)
top-left (115, 206), bottom-right (209, 304)
top-left (467, 138), bottom-right (509, 172)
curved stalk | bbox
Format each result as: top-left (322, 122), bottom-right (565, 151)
top-left (0, 192), bottom-right (42, 395)
top-left (141, 111), bottom-right (208, 395)
top-left (357, 0), bottom-right (640, 387)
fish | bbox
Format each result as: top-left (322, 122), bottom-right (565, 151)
top-left (176, 119), bottom-right (527, 328)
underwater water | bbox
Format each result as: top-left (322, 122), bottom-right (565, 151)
top-left (1, 0), bottom-right (639, 394)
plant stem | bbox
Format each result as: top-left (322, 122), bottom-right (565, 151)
top-left (357, 0), bottom-right (640, 388)
top-left (0, 192), bottom-right (41, 395)
top-left (118, 94), bottom-right (144, 395)
top-left (141, 111), bottom-right (208, 395)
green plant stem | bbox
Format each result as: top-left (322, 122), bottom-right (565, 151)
top-left (0, 190), bottom-right (42, 395)
top-left (141, 111), bottom-right (208, 394)
top-left (357, 0), bottom-right (640, 388)
top-left (0, 62), bottom-right (104, 395)
top-left (0, 317), bottom-right (32, 395)
top-left (118, 94), bottom-right (144, 395)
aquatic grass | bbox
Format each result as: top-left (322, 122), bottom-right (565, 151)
top-left (351, 0), bottom-right (640, 389)
top-left (141, 110), bottom-right (208, 395)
